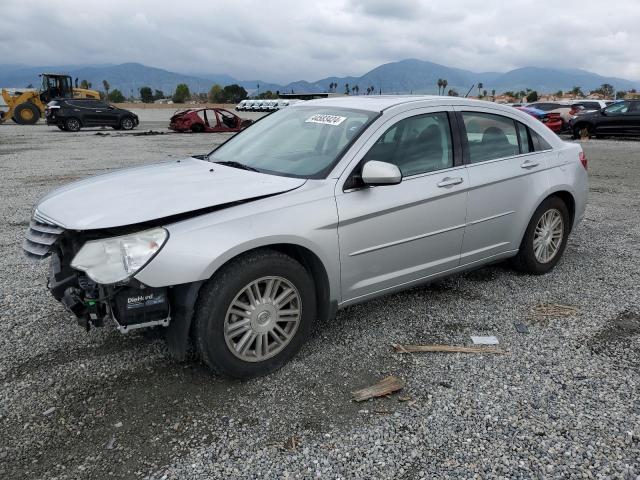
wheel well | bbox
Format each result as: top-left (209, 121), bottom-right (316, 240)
top-left (220, 244), bottom-right (333, 324)
top-left (548, 191), bottom-right (575, 230)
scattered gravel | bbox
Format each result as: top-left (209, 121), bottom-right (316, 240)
top-left (1, 114), bottom-right (639, 479)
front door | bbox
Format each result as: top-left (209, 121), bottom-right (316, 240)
top-left (594, 101), bottom-right (634, 136)
top-left (336, 109), bottom-right (468, 303)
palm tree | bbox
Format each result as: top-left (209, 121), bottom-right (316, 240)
top-left (442, 79), bottom-right (448, 95)
top-left (345, 83), bottom-right (350, 95)
top-left (102, 79), bottom-right (110, 102)
top-left (491, 89), bottom-right (496, 100)
top-left (477, 82), bottom-right (483, 98)
top-left (437, 78), bottom-right (443, 95)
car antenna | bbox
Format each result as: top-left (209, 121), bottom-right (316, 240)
top-left (464, 84), bottom-right (475, 98)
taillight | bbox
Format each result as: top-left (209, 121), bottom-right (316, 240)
top-left (579, 151), bottom-right (587, 170)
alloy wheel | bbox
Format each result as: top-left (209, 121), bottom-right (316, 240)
top-left (223, 276), bottom-right (302, 362)
top-left (533, 208), bottom-right (564, 263)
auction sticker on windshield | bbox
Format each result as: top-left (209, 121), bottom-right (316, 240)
top-left (305, 114), bottom-right (347, 126)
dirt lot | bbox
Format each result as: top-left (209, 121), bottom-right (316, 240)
top-left (0, 111), bottom-right (638, 479)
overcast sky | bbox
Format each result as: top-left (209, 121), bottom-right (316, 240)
top-left (1, 0), bottom-right (638, 82)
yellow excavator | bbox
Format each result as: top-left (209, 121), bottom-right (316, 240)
top-left (0, 73), bottom-right (100, 125)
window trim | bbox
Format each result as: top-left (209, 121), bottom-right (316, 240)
top-left (341, 108), bottom-right (459, 191)
top-left (456, 110), bottom-right (554, 165)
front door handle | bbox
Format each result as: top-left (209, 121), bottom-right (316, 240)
top-left (521, 159), bottom-right (539, 169)
top-left (437, 176), bottom-right (464, 188)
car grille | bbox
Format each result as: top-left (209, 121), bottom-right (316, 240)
top-left (23, 210), bottom-right (65, 259)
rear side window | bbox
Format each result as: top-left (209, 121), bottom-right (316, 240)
top-left (516, 122), bottom-right (533, 153)
top-left (530, 129), bottom-right (552, 151)
top-left (461, 112), bottom-right (519, 163)
top-left (363, 112), bottom-right (454, 176)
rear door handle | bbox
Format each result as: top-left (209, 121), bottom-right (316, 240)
top-left (521, 159), bottom-right (539, 169)
top-left (437, 176), bottom-right (464, 188)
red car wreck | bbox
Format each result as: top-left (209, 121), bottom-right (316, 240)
top-left (169, 108), bottom-right (253, 133)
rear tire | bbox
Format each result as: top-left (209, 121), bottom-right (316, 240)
top-left (572, 124), bottom-right (591, 139)
top-left (64, 117), bottom-right (81, 132)
top-left (13, 103), bottom-right (41, 125)
top-left (512, 196), bottom-right (570, 274)
top-left (194, 249), bottom-right (317, 378)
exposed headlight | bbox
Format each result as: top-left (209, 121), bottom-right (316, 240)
top-left (71, 228), bottom-right (168, 284)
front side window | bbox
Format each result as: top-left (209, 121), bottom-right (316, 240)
top-left (462, 112), bottom-right (519, 163)
top-left (208, 107), bottom-right (376, 178)
top-left (604, 102), bottom-right (630, 114)
top-left (362, 112), bottom-right (453, 177)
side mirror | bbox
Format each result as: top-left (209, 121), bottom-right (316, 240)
top-left (361, 160), bottom-right (402, 186)
top-left (600, 109), bottom-right (607, 115)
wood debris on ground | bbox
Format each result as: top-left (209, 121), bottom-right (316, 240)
top-left (392, 344), bottom-right (506, 355)
top-left (531, 303), bottom-right (580, 318)
top-left (285, 436), bottom-right (300, 451)
top-left (351, 376), bottom-right (405, 402)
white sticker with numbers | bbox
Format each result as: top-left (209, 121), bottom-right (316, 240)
top-left (305, 114), bottom-right (347, 126)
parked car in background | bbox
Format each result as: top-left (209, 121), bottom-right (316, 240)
top-left (25, 96), bottom-right (587, 378)
top-left (516, 106), bottom-right (563, 133)
top-left (45, 99), bottom-right (138, 132)
top-left (169, 108), bottom-right (252, 133)
top-left (569, 100), bottom-right (640, 138)
top-left (571, 100), bottom-right (610, 113)
top-left (235, 100), bottom-right (250, 111)
top-left (528, 102), bottom-right (573, 128)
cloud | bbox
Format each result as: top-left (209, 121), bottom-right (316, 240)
top-left (0, 0), bottom-right (637, 83)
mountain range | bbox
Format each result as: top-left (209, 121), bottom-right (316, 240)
top-left (1, 59), bottom-right (638, 97)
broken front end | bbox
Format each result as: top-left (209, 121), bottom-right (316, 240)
top-left (24, 210), bottom-right (172, 333)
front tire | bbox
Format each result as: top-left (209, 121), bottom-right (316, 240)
top-left (194, 249), bottom-right (317, 378)
top-left (512, 196), bottom-right (570, 274)
top-left (120, 117), bottom-right (135, 130)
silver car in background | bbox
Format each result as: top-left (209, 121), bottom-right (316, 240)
top-left (25, 96), bottom-right (588, 378)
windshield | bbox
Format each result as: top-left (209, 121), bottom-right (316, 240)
top-left (208, 106), bottom-right (377, 178)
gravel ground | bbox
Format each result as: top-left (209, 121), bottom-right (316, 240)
top-left (0, 112), bottom-right (639, 479)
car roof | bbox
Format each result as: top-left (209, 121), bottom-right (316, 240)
top-left (295, 95), bottom-right (523, 114)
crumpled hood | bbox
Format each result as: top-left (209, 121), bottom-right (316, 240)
top-left (36, 157), bottom-right (306, 230)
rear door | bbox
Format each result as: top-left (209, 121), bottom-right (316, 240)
top-left (455, 107), bottom-right (552, 265)
top-left (336, 107), bottom-right (469, 303)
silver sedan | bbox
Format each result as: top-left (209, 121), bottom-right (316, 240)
top-left (25, 96), bottom-right (588, 378)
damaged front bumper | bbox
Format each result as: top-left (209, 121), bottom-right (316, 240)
top-left (48, 250), bottom-right (171, 333)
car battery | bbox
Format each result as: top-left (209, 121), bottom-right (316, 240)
top-left (112, 287), bottom-right (170, 327)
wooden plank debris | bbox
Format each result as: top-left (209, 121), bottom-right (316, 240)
top-left (531, 303), bottom-right (580, 317)
top-left (351, 376), bottom-right (405, 402)
top-left (392, 343), bottom-right (506, 355)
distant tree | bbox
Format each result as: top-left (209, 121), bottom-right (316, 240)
top-left (518, 90), bottom-right (527, 100)
top-left (208, 84), bottom-right (224, 103)
top-left (222, 84), bottom-right (248, 103)
top-left (598, 83), bottom-right (614, 99)
top-left (442, 79), bottom-right (448, 95)
top-left (102, 80), bottom-right (110, 101)
top-left (140, 86), bottom-right (154, 103)
top-left (483, 89), bottom-right (488, 98)
top-left (615, 90), bottom-right (627, 100)
top-left (26, 83), bottom-right (34, 89)
top-left (345, 83), bottom-right (350, 95)
top-left (570, 86), bottom-right (584, 98)
top-left (153, 89), bottom-right (164, 100)
top-left (108, 89), bottom-right (125, 103)
top-left (503, 91), bottom-right (515, 98)
top-left (554, 90), bottom-right (563, 98)
top-left (352, 85), bottom-right (359, 95)
top-left (80, 79), bottom-right (92, 89)
top-left (491, 89), bottom-right (496, 99)
top-left (526, 90), bottom-right (539, 102)
top-left (437, 78), bottom-right (443, 95)
top-left (258, 90), bottom-right (278, 99)
top-left (447, 89), bottom-right (459, 97)
top-left (477, 82), bottom-right (483, 98)
top-left (630, 89), bottom-right (637, 93)
top-left (172, 83), bottom-right (191, 103)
